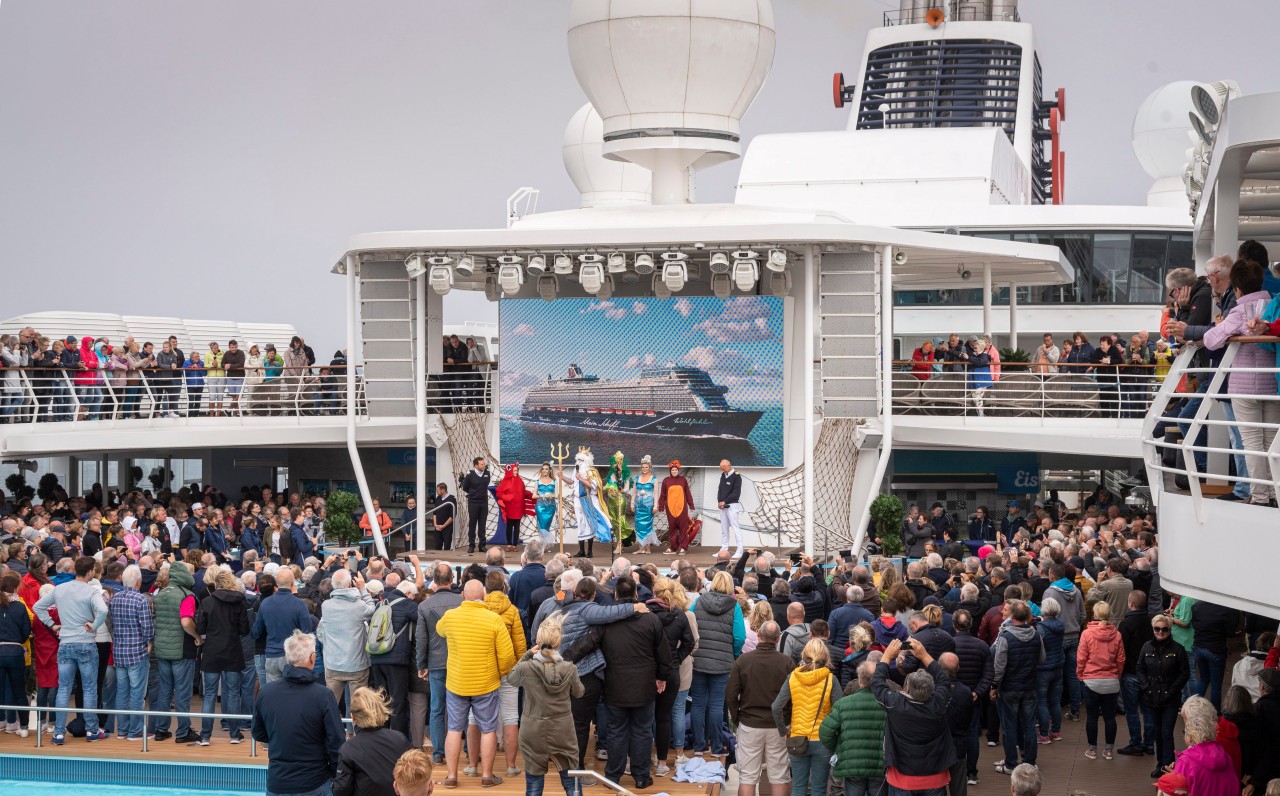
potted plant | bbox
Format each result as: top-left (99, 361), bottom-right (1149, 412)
top-left (325, 490), bottom-right (361, 546)
top-left (868, 493), bottom-right (905, 557)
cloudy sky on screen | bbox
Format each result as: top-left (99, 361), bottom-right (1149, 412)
top-left (498, 296), bottom-right (784, 409)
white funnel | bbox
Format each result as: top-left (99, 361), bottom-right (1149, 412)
top-left (567, 0), bottom-right (776, 204)
top-left (562, 104), bottom-right (652, 208)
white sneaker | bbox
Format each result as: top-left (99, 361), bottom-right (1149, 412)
top-left (733, 549), bottom-right (744, 559)
top-left (674, 754), bottom-right (690, 766)
top-left (168, 411), bottom-right (180, 418)
top-left (17, 729), bottom-right (28, 738)
top-left (654, 762), bottom-right (670, 778)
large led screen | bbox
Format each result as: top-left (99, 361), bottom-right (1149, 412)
top-left (499, 296), bottom-right (785, 467)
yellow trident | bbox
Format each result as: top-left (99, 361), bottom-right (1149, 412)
top-left (550, 442), bottom-right (571, 555)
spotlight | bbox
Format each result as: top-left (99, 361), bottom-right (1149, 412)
top-left (429, 265), bottom-right (453, 295)
top-left (763, 269), bottom-right (792, 297)
top-left (634, 253), bottom-right (655, 275)
top-left (405, 254), bottom-right (427, 279)
top-left (732, 259), bottom-right (758, 292)
top-left (497, 264), bottom-right (524, 295)
top-left (711, 272), bottom-right (732, 298)
top-left (455, 255), bottom-right (476, 278)
top-left (527, 254), bottom-right (547, 275)
top-left (652, 273), bottom-right (671, 300)
top-left (709, 252), bottom-right (731, 274)
top-left (662, 262), bottom-right (687, 293)
top-left (766, 248), bottom-right (788, 273)
top-left (537, 274), bottom-right (558, 302)
top-left (484, 275), bottom-right (500, 302)
top-left (596, 274), bottom-right (615, 301)
top-left (553, 254), bottom-right (573, 275)
top-left (607, 252), bottom-right (626, 273)
top-left (580, 262), bottom-right (605, 294)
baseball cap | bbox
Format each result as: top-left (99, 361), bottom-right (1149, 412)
top-left (1154, 772), bottom-right (1189, 795)
top-left (192, 502), bottom-right (204, 511)
top-left (931, 501), bottom-right (944, 510)
top-left (1007, 500), bottom-right (1019, 508)
top-left (65, 335), bottom-right (78, 344)
top-left (1034, 500), bottom-right (1045, 508)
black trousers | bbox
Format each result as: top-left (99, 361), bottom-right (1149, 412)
top-left (570, 673), bottom-right (603, 769)
top-left (374, 664), bottom-right (410, 737)
top-left (467, 501), bottom-right (487, 550)
top-left (653, 676), bottom-right (679, 760)
top-left (605, 702), bottom-right (655, 784)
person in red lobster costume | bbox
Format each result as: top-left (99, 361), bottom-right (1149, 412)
top-left (495, 462), bottom-right (535, 551)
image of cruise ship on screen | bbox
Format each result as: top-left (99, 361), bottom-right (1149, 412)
top-left (518, 363), bottom-right (765, 439)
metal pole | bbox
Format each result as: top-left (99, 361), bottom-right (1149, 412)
top-left (346, 253), bottom-right (389, 558)
top-left (803, 245), bottom-right (816, 557)
top-left (1008, 281), bottom-right (1018, 351)
top-left (982, 263), bottom-right (993, 338)
top-left (850, 245), bottom-right (896, 558)
top-left (414, 270), bottom-right (428, 553)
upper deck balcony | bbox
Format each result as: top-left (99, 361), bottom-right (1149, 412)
top-left (1141, 337), bottom-right (1280, 618)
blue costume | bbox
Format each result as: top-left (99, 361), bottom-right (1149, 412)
top-left (634, 476), bottom-right (657, 547)
top-left (536, 481), bottom-right (557, 542)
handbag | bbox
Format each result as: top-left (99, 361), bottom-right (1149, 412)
top-left (786, 673), bottom-right (830, 757)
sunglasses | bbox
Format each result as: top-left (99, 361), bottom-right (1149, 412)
top-left (1153, 626), bottom-right (1170, 633)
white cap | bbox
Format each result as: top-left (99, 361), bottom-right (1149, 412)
top-left (192, 502), bottom-right (204, 511)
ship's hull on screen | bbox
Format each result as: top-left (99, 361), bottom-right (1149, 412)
top-left (517, 406), bottom-right (764, 439)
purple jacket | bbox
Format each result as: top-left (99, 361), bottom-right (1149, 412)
top-left (1173, 740), bottom-right (1238, 796)
top-left (1203, 289), bottom-right (1274, 396)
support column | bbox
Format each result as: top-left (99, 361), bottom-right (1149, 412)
top-left (414, 271), bottom-right (428, 552)
top-left (803, 246), bottom-right (816, 557)
top-left (1008, 282), bottom-right (1018, 351)
top-left (1213, 170), bottom-right (1241, 257)
top-left (982, 263), bottom-right (993, 338)
top-left (345, 254), bottom-right (388, 558)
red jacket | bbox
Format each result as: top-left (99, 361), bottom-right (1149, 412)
top-left (910, 347), bottom-right (935, 380)
top-left (1077, 620), bottom-right (1125, 681)
top-left (74, 336), bottom-right (100, 386)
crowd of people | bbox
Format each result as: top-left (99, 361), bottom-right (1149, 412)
top-left (2, 475), bottom-right (1280, 796)
top-left (0, 327), bottom-right (349, 422)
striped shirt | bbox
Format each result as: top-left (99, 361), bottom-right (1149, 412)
top-left (108, 587), bottom-right (155, 666)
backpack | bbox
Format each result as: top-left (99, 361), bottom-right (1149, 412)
top-left (781, 623), bottom-right (811, 664)
top-left (366, 597), bottom-right (407, 655)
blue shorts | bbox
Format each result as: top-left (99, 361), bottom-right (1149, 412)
top-left (446, 688), bottom-right (499, 734)
top-left (225, 377), bottom-right (244, 396)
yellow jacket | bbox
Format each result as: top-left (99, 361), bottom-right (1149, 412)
top-left (788, 666), bottom-right (835, 741)
top-left (485, 591), bottom-right (528, 660)
top-left (436, 600), bottom-right (517, 696)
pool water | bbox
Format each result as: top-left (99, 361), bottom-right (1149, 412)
top-left (0, 780), bottom-right (255, 796)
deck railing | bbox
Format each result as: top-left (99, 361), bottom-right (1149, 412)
top-left (891, 361), bottom-right (1165, 420)
top-left (1141, 336), bottom-right (1280, 520)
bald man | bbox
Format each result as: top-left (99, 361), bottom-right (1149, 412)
top-left (716, 459), bottom-right (743, 557)
top-left (940, 652), bottom-right (974, 796)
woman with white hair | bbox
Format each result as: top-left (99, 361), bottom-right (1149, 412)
top-left (1139, 612), bottom-right (1191, 778)
top-left (1169, 696), bottom-right (1238, 795)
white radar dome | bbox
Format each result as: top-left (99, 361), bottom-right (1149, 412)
top-left (567, 0), bottom-right (775, 203)
top-left (1132, 81), bottom-right (1204, 179)
top-left (562, 104), bottom-right (652, 208)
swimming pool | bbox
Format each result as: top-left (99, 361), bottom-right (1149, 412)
top-left (0, 781), bottom-right (255, 796)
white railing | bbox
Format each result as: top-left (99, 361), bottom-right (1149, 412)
top-left (892, 361), bottom-right (1165, 421)
top-left (0, 367), bottom-right (495, 428)
top-left (1141, 337), bottom-right (1280, 520)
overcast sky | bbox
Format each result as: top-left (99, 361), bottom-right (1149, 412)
top-left (2, 0), bottom-right (1276, 357)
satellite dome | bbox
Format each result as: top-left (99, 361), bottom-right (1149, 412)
top-left (1132, 81), bottom-right (1203, 180)
top-left (567, 0), bottom-right (776, 203)
top-left (562, 104), bottom-right (652, 208)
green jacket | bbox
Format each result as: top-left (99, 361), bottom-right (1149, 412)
top-left (154, 563), bottom-right (196, 661)
top-left (818, 687), bottom-right (887, 780)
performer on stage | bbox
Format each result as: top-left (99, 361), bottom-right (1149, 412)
top-left (534, 462), bottom-right (564, 544)
top-left (572, 447), bottom-right (612, 558)
top-left (459, 456), bottom-right (491, 555)
top-left (659, 460), bottom-right (695, 555)
top-left (716, 458), bottom-right (744, 557)
top-left (632, 455), bottom-right (658, 554)
top-left (494, 462), bottom-right (531, 551)
top-left (603, 451), bottom-right (633, 548)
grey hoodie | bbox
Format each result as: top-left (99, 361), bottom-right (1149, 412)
top-left (1044, 578), bottom-right (1085, 641)
top-left (317, 587), bottom-right (375, 673)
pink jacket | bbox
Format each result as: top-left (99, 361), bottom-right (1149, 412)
top-left (1173, 740), bottom-right (1238, 796)
top-left (1203, 289), bottom-right (1275, 396)
top-left (73, 337), bottom-right (101, 386)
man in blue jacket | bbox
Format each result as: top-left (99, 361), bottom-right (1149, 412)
top-left (251, 568), bottom-right (315, 684)
top-left (252, 630), bottom-right (344, 796)
top-left (288, 509), bottom-right (315, 567)
top-left (506, 539), bottom-right (546, 638)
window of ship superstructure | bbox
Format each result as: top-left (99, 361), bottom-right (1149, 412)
top-left (892, 230), bottom-right (1192, 307)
